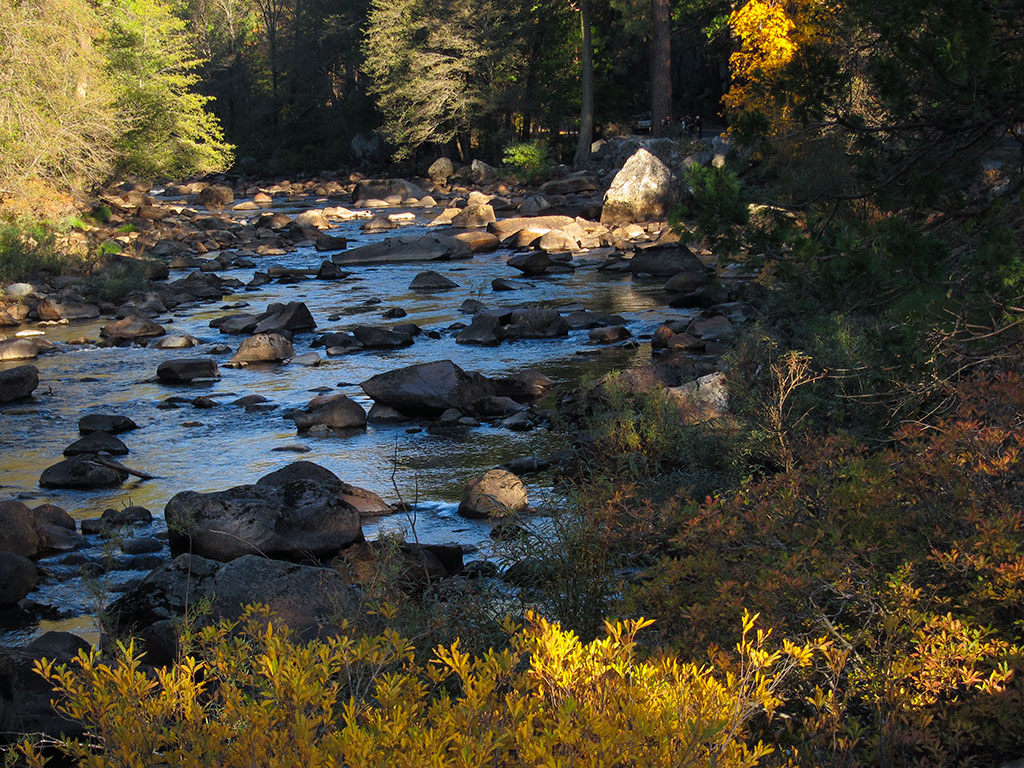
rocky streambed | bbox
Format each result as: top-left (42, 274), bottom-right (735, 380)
top-left (0, 140), bottom-right (752, 684)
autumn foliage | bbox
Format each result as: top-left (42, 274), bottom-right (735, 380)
top-left (22, 607), bottom-right (816, 768)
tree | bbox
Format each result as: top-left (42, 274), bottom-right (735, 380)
top-left (364, 0), bottom-right (518, 161)
top-left (0, 0), bottom-right (117, 206)
top-left (573, 0), bottom-right (595, 168)
top-left (100, 0), bottom-right (234, 178)
top-left (723, 0), bottom-right (1024, 202)
top-left (650, 0), bottom-right (672, 136)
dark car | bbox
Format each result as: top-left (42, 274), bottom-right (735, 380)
top-left (631, 112), bottom-right (652, 134)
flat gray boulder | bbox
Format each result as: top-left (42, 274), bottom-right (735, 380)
top-left (629, 244), bottom-right (705, 277)
top-left (157, 358), bottom-right (219, 383)
top-left (100, 314), bottom-right (165, 340)
top-left (165, 477), bottom-right (364, 562)
top-left (353, 178), bottom-right (427, 204)
top-left (79, 413), bottom-right (138, 434)
top-left (63, 431), bottom-right (129, 456)
top-left (488, 215), bottom-right (575, 241)
top-left (360, 360), bottom-right (495, 417)
top-left (40, 456), bottom-right (129, 489)
top-left (333, 233), bottom-right (472, 266)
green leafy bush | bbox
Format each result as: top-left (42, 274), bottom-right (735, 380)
top-left (502, 141), bottom-right (552, 184)
top-left (0, 218), bottom-right (67, 284)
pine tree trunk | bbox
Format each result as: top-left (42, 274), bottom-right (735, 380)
top-left (573, 0), bottom-right (594, 169)
top-left (650, 0), bottom-right (672, 137)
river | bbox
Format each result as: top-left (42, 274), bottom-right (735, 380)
top-left (0, 195), bottom-right (698, 646)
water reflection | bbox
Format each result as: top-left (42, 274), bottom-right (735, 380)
top-left (0, 204), bottom-right (690, 643)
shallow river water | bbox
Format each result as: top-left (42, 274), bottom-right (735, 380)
top-left (0, 198), bottom-right (697, 645)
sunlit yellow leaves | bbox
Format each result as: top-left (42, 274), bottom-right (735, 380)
top-left (723, 0), bottom-right (840, 134)
top-left (24, 608), bottom-right (812, 768)
top-left (723, 0), bottom-right (797, 123)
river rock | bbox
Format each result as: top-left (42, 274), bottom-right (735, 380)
top-left (494, 370), bottom-right (555, 401)
top-left (35, 298), bottom-right (100, 321)
top-left (0, 500), bottom-right (39, 557)
top-left (453, 231), bottom-right (500, 253)
top-left (589, 325), bottom-right (632, 343)
top-left (0, 633), bottom-right (89, 738)
top-left (538, 230), bottom-right (579, 253)
top-left (33, 505), bottom-right (84, 553)
top-left (40, 456), bottom-right (129, 489)
top-left (79, 413), bottom-right (138, 434)
top-left (489, 215), bottom-right (576, 241)
top-left (335, 541), bottom-right (460, 587)
top-left (471, 396), bottom-right (528, 418)
top-left (215, 313), bottom-right (259, 335)
top-left (353, 179), bottom-right (427, 204)
top-left (629, 245), bottom-right (705, 277)
top-left (290, 394), bottom-right (367, 433)
top-left (288, 352), bottom-right (321, 366)
top-left (687, 315), bottom-right (734, 340)
top-left (506, 251), bottom-right (552, 276)
top-left (456, 313), bottom-right (505, 346)
top-left (351, 326), bottom-right (414, 349)
top-left (0, 552), bottom-right (36, 605)
top-left (333, 232), bottom-right (472, 266)
top-left (165, 477), bottom-right (364, 562)
top-left (666, 371), bottom-right (729, 422)
top-left (470, 159), bottom-right (498, 182)
top-left (492, 278), bottom-right (531, 291)
top-left (108, 553), bottom-right (360, 642)
top-left (539, 174), bottom-right (598, 196)
top-left (229, 332), bottom-right (295, 365)
top-left (505, 307), bottom-right (570, 339)
top-left (367, 403), bottom-right (408, 424)
top-left (360, 360), bottom-right (495, 417)
top-left (601, 148), bottom-right (681, 225)
top-left (458, 469), bottom-right (529, 518)
top-left (255, 212), bottom-right (291, 229)
top-left (157, 358), bottom-right (219, 383)
top-left (195, 184), bottom-right (234, 207)
top-left (451, 204), bottom-right (495, 228)
top-left (33, 503), bottom-right (75, 531)
top-left (0, 338), bottom-right (44, 361)
top-left (0, 364), bottom-right (38, 402)
top-left (652, 326), bottom-right (704, 351)
top-left (63, 431), bottom-right (129, 456)
top-left (253, 301), bottom-right (317, 334)
top-left (256, 462), bottom-right (391, 517)
top-left (100, 314), bottom-right (165, 340)
top-left (155, 334), bottom-right (201, 349)
top-left (410, 270), bottom-right (458, 290)
top-left (663, 269), bottom-right (710, 293)
top-left (102, 505), bottom-right (153, 526)
top-left (428, 157), bottom-right (455, 183)
top-left (294, 210), bottom-right (330, 230)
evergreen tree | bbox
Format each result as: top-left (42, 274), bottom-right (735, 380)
top-left (100, 0), bottom-right (234, 178)
top-left (363, 0), bottom-right (488, 160)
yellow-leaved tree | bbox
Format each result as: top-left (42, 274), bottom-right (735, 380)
top-left (723, 0), bottom-right (838, 138)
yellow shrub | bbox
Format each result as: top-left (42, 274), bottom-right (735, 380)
top-left (23, 607), bottom-right (816, 768)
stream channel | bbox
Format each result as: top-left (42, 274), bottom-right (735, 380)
top-left (0, 194), bottom-right (699, 646)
